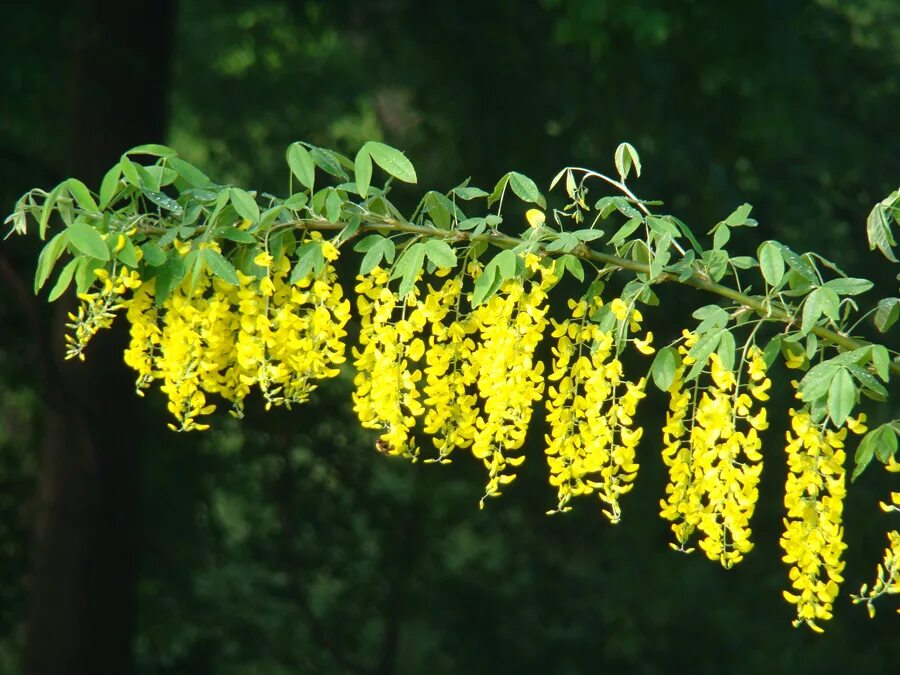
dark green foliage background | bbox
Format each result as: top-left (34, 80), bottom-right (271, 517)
top-left (1, 1), bottom-right (899, 673)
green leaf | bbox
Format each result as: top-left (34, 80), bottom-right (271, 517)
top-left (325, 190), bottom-right (342, 223)
top-left (651, 346), bottom-right (679, 391)
top-left (423, 239), bottom-right (457, 268)
top-left (125, 143), bottom-right (177, 158)
top-left (48, 258), bottom-right (78, 302)
top-left (471, 264), bottom-right (500, 307)
top-left (875, 297), bottom-right (900, 332)
top-left (822, 277), bottom-right (873, 296)
top-left (202, 249), bottom-right (239, 285)
top-left (562, 254), bottom-right (584, 281)
top-left (67, 221), bottom-right (109, 261)
top-left (354, 147), bottom-right (372, 198)
top-left (359, 237), bottom-right (395, 275)
top-left (365, 141), bottom-right (417, 184)
top-left (424, 192), bottom-right (454, 229)
top-left (66, 178), bottom-right (98, 212)
top-left (291, 242), bottom-right (326, 282)
top-left (494, 249), bottom-right (519, 281)
top-left (572, 229), bottom-right (605, 242)
top-left (614, 142), bottom-right (641, 181)
top-left (141, 242), bottom-right (167, 266)
top-left (647, 216), bottom-right (680, 239)
top-left (230, 188), bottom-right (259, 224)
top-left (872, 344), bottom-right (890, 382)
top-left (799, 362), bottom-right (838, 402)
top-left (874, 425), bottom-right (898, 463)
top-left (39, 182), bottom-right (66, 239)
top-left (310, 146), bottom-right (349, 180)
top-left (487, 174), bottom-right (510, 208)
top-left (866, 203), bottom-right (897, 262)
top-left (712, 224), bottom-right (730, 250)
top-left (117, 237), bottom-right (139, 267)
top-left (508, 172), bottom-right (545, 209)
top-left (827, 368), bottom-right (855, 426)
top-left (801, 288), bottom-right (833, 335)
top-left (394, 242), bottom-right (426, 298)
top-left (545, 232), bottom-right (579, 253)
top-left (686, 329), bottom-right (722, 381)
top-left (852, 428), bottom-right (878, 481)
top-left (99, 165), bottom-right (122, 209)
top-left (74, 256), bottom-right (101, 293)
top-left (724, 203), bottom-right (753, 227)
top-left (758, 241), bottom-right (784, 287)
top-left (692, 304), bottom-right (729, 332)
top-left (729, 256), bottom-right (757, 269)
top-left (287, 142), bottom-right (316, 189)
top-left (143, 189), bottom-right (183, 214)
top-left (119, 156), bottom-right (142, 188)
top-left (168, 157), bottom-right (212, 188)
top-left (716, 330), bottom-right (736, 372)
top-left (763, 335), bottom-right (783, 368)
top-left (34, 230), bottom-right (69, 293)
top-left (452, 186), bottom-right (489, 200)
top-left (155, 252), bottom-right (185, 305)
top-left (608, 217), bottom-right (643, 246)
top-left (218, 226), bottom-right (256, 244)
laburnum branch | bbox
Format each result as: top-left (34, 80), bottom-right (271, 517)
top-left (5, 140), bottom-right (900, 631)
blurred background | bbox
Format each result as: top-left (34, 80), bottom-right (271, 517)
top-left (1, 1), bottom-right (899, 673)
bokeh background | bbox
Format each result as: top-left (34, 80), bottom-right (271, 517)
top-left (1, 1), bottom-right (899, 673)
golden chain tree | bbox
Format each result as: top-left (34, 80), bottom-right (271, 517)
top-left (7, 140), bottom-right (900, 633)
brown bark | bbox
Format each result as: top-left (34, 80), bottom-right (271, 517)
top-left (23, 3), bottom-right (175, 674)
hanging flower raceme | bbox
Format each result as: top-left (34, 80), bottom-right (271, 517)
top-left (352, 267), bottom-right (428, 459)
top-left (119, 236), bottom-right (351, 430)
top-left (544, 295), bottom-right (649, 522)
top-left (467, 259), bottom-right (551, 507)
top-left (421, 273), bottom-right (480, 463)
top-left (853, 461), bottom-right (900, 617)
top-left (66, 265), bottom-right (142, 361)
top-left (780, 401), bottom-right (866, 632)
top-left (660, 334), bottom-right (770, 568)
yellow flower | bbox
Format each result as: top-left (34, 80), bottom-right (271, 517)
top-left (253, 251), bottom-right (273, 268)
top-left (526, 208), bottom-right (545, 228)
top-left (633, 332), bottom-right (655, 355)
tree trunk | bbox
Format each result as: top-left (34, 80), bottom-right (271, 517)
top-left (23, 3), bottom-right (175, 674)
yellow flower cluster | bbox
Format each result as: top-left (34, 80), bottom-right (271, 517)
top-left (121, 237), bottom-right (351, 431)
top-left (66, 266), bottom-right (142, 361)
top-left (544, 296), bottom-right (648, 522)
top-left (855, 530), bottom-right (900, 617)
top-left (780, 406), bottom-right (866, 632)
top-left (422, 274), bottom-right (479, 462)
top-left (468, 274), bottom-right (549, 506)
top-left (854, 461), bottom-right (900, 617)
top-left (352, 267), bottom-right (429, 458)
top-left (660, 334), bottom-right (770, 568)
top-left (352, 259), bottom-right (551, 505)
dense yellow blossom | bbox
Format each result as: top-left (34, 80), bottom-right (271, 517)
top-left (352, 267), bottom-right (428, 458)
top-left (660, 337), bottom-right (769, 568)
top-left (544, 296), bottom-right (648, 522)
top-left (780, 405), bottom-right (865, 632)
top-left (469, 273), bottom-right (549, 506)
top-left (65, 266), bottom-right (142, 361)
top-left (421, 275), bottom-right (479, 462)
top-left (117, 235), bottom-right (351, 430)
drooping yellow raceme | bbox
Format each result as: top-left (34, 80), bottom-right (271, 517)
top-left (855, 529), bottom-right (900, 617)
top-left (544, 296), bottom-right (649, 523)
top-left (352, 267), bottom-right (428, 459)
top-left (118, 237), bottom-right (351, 430)
top-left (660, 336), bottom-right (770, 568)
top-left (468, 263), bottom-right (551, 507)
top-left (853, 463), bottom-right (900, 617)
top-left (421, 274), bottom-right (480, 462)
top-left (66, 266), bottom-right (142, 361)
top-left (780, 405), bottom-right (866, 632)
